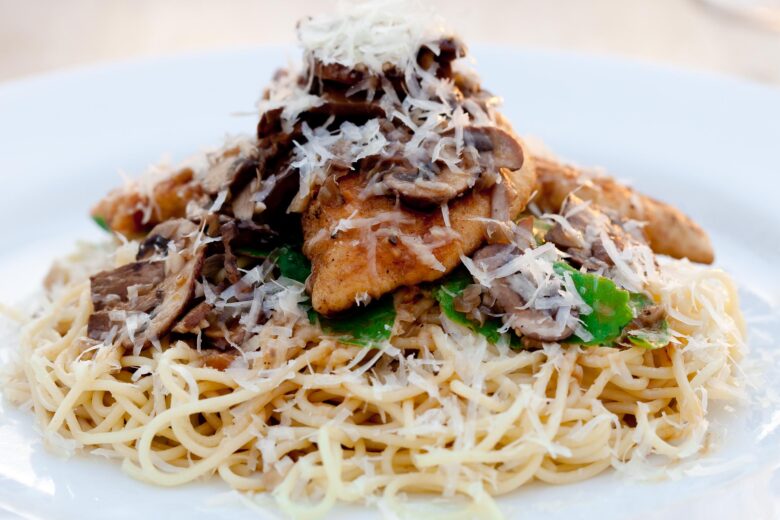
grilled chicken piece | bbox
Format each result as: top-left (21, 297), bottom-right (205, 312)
top-left (534, 157), bottom-right (714, 264)
top-left (545, 194), bottom-right (642, 270)
top-left (303, 146), bottom-right (536, 315)
top-left (90, 141), bottom-right (257, 238)
top-left (91, 168), bottom-right (205, 238)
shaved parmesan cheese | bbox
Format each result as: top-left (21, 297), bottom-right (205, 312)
top-left (209, 189), bottom-right (228, 213)
top-left (440, 203), bottom-right (451, 228)
top-left (398, 235), bottom-right (446, 272)
top-left (297, 0), bottom-right (444, 73)
top-left (288, 120), bottom-right (388, 212)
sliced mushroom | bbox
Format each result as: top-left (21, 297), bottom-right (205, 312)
top-left (137, 234), bottom-right (171, 261)
top-left (384, 126), bottom-right (525, 209)
top-left (545, 222), bottom-right (583, 251)
top-left (471, 243), bottom-right (516, 270)
top-left (201, 253), bottom-right (227, 281)
top-left (311, 60), bottom-right (369, 88)
top-left (232, 219), bottom-right (283, 251)
top-left (306, 91), bottom-right (386, 121)
top-left (470, 244), bottom-right (575, 342)
top-left (202, 319), bottom-right (247, 350)
top-left (87, 260), bottom-right (166, 343)
top-left (477, 269), bottom-right (571, 342)
top-left (453, 283), bottom-right (483, 315)
top-left (617, 302), bottom-right (667, 347)
top-left (464, 126), bottom-right (524, 172)
top-left (486, 180), bottom-right (515, 244)
top-left (220, 220), bottom-right (241, 285)
top-left (87, 260), bottom-right (166, 342)
top-left (508, 309), bottom-right (574, 342)
top-left (200, 147), bottom-right (258, 196)
top-left (261, 91), bottom-right (384, 144)
top-left (384, 160), bottom-right (479, 208)
top-left (254, 168), bottom-right (301, 225)
top-left (88, 219), bottom-right (205, 349)
top-left (136, 218), bottom-right (198, 260)
top-left (89, 261), bottom-right (165, 312)
top-left (137, 218), bottom-right (198, 261)
top-left (257, 107), bottom-right (283, 139)
top-left (417, 37), bottom-right (466, 79)
top-left (514, 216), bottom-right (538, 250)
top-left (86, 313), bottom-right (114, 342)
top-left (231, 178), bottom-right (258, 221)
top-left (173, 301), bottom-right (212, 334)
top-left (132, 245), bottom-right (205, 348)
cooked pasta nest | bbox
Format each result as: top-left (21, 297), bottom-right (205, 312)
top-left (3, 241), bottom-right (745, 519)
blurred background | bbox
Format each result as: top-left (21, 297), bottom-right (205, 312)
top-left (1, 0), bottom-right (779, 85)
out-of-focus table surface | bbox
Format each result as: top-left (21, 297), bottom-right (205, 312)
top-left (1, 0), bottom-right (779, 85)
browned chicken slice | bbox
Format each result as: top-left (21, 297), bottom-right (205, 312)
top-left (534, 157), bottom-right (714, 264)
top-left (303, 146), bottom-right (536, 315)
top-left (91, 168), bottom-right (205, 239)
top-left (90, 142), bottom-right (258, 238)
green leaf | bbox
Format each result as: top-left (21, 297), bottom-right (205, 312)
top-left (627, 320), bottom-right (671, 350)
top-left (236, 245), bottom-right (310, 282)
top-left (554, 262), bottom-right (634, 346)
top-left (629, 292), bottom-right (653, 313)
top-left (236, 245), bottom-right (310, 283)
top-left (269, 243), bottom-right (394, 347)
top-left (276, 246), bottom-right (311, 284)
top-left (92, 215), bottom-right (110, 232)
top-left (433, 270), bottom-right (505, 344)
top-left (317, 295), bottom-right (396, 347)
top-left (624, 293), bottom-right (671, 349)
top-left (238, 241), bottom-right (394, 347)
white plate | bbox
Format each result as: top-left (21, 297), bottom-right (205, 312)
top-left (1, 46), bottom-right (780, 520)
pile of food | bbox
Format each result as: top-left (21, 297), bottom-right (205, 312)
top-left (4, 2), bottom-right (745, 518)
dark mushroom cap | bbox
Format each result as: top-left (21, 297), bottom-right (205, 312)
top-left (384, 126), bottom-right (525, 208)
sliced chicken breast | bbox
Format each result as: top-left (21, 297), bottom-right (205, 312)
top-left (534, 157), bottom-right (714, 264)
top-left (303, 146), bottom-right (536, 315)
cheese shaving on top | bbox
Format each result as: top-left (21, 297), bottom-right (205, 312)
top-left (255, 0), bottom-right (503, 218)
top-left (297, 0), bottom-right (446, 73)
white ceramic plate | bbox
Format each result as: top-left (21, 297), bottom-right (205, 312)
top-left (1, 46), bottom-right (780, 520)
